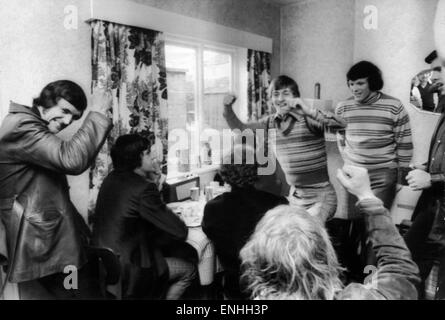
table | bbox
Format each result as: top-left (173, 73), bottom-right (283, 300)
top-left (167, 199), bottom-right (219, 286)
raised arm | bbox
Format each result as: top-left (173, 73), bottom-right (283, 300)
top-left (337, 165), bottom-right (420, 300)
top-left (293, 98), bottom-right (346, 134)
top-left (13, 112), bottom-right (111, 175)
top-left (223, 94), bottom-right (267, 132)
top-left (6, 90), bottom-right (113, 175)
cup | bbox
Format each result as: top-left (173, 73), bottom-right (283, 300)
top-left (190, 187), bottom-right (200, 201)
top-left (205, 186), bottom-right (214, 202)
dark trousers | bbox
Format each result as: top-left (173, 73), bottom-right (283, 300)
top-left (405, 189), bottom-right (445, 299)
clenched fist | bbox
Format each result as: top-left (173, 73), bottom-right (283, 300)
top-left (223, 94), bottom-right (237, 107)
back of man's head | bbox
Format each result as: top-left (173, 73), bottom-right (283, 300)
top-left (240, 205), bottom-right (344, 300)
top-left (219, 143), bottom-right (258, 188)
top-left (111, 134), bottom-right (151, 171)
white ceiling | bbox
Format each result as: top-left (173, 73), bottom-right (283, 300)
top-left (262, 0), bottom-right (301, 7)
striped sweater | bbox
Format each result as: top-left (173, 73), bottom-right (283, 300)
top-left (224, 106), bottom-right (346, 186)
top-left (335, 92), bottom-right (413, 171)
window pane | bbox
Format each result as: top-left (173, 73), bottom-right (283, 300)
top-left (165, 44), bottom-right (198, 176)
top-left (201, 50), bottom-right (232, 168)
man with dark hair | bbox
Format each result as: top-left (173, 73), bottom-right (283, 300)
top-left (202, 144), bottom-right (288, 299)
top-left (92, 134), bottom-right (196, 299)
top-left (335, 61), bottom-right (413, 281)
top-left (223, 75), bottom-right (346, 222)
top-left (0, 80), bottom-right (112, 299)
top-left (336, 60), bottom-right (413, 209)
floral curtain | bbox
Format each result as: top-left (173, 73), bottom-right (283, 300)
top-left (88, 20), bottom-right (168, 222)
top-left (247, 49), bottom-right (271, 121)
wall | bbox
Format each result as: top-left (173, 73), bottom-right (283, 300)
top-left (281, 0), bottom-right (438, 105)
top-left (281, 0), bottom-right (355, 102)
top-left (129, 0), bottom-right (281, 77)
top-left (0, 0), bottom-right (280, 219)
top-left (0, 0), bottom-right (93, 220)
top-left (354, 0), bottom-right (438, 105)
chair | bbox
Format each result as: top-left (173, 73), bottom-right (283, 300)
top-left (87, 246), bottom-right (122, 300)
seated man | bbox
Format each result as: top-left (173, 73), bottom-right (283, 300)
top-left (202, 144), bottom-right (288, 299)
top-left (240, 165), bottom-right (420, 300)
top-left (92, 134), bottom-right (196, 299)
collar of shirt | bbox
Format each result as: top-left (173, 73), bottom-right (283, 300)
top-left (273, 109), bottom-right (304, 123)
top-left (355, 91), bottom-right (382, 105)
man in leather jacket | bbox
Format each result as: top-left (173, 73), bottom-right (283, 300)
top-left (0, 80), bottom-right (112, 299)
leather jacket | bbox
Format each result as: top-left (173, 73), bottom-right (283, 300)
top-left (0, 102), bottom-right (112, 283)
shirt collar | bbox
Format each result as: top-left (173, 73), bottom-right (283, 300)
top-left (357, 91), bottom-right (381, 105)
top-left (273, 109), bottom-right (303, 122)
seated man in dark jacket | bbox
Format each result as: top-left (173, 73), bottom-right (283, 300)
top-left (202, 144), bottom-right (288, 299)
top-left (92, 134), bottom-right (196, 299)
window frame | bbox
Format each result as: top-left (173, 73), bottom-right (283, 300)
top-left (165, 34), bottom-right (242, 179)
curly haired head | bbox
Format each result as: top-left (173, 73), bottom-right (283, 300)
top-left (240, 205), bottom-right (344, 300)
top-left (219, 144), bottom-right (258, 188)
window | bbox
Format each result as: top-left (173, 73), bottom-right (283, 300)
top-left (165, 37), bottom-right (246, 178)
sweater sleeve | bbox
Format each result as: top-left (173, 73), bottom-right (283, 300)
top-left (305, 108), bottom-right (347, 134)
top-left (223, 104), bottom-right (267, 132)
top-left (393, 104), bottom-right (413, 172)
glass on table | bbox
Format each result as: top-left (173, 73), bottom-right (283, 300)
top-left (190, 187), bottom-right (200, 201)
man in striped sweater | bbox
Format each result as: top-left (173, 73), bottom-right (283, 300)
top-left (335, 61), bottom-right (413, 274)
top-left (223, 75), bottom-right (346, 222)
top-left (336, 61), bottom-right (413, 209)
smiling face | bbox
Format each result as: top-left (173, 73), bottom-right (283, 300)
top-left (271, 87), bottom-right (296, 116)
top-left (348, 78), bottom-right (373, 103)
top-left (39, 98), bottom-right (83, 133)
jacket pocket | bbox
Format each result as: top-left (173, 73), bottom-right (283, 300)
top-left (23, 209), bottom-right (63, 259)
